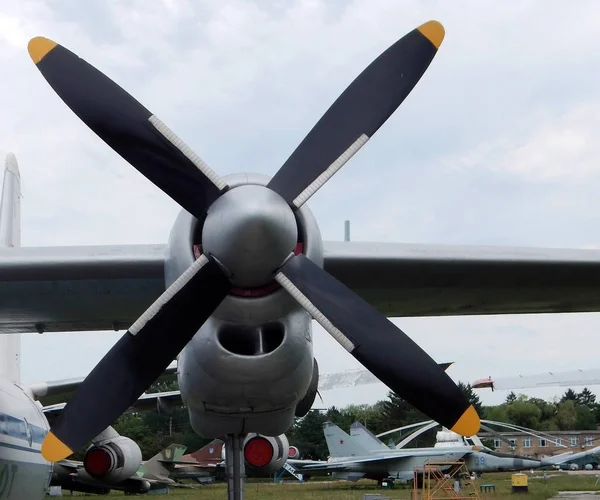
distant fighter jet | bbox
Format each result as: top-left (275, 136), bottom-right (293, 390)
top-left (287, 422), bottom-right (543, 486)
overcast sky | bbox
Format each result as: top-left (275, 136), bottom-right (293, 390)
top-left (3, 0), bottom-right (600, 412)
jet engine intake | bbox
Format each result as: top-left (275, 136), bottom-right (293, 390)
top-left (83, 436), bottom-right (143, 484)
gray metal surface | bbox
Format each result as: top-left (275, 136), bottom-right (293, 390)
top-left (3, 240), bottom-right (600, 333)
top-left (0, 244), bottom-right (166, 333)
top-left (202, 184), bottom-right (298, 288)
top-left (324, 241), bottom-right (600, 316)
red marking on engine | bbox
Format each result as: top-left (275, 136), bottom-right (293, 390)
top-left (288, 446), bottom-right (298, 459)
top-left (193, 245), bottom-right (202, 259)
top-left (244, 437), bottom-right (274, 468)
top-left (84, 447), bottom-right (112, 477)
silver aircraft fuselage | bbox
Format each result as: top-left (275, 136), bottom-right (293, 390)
top-left (174, 174), bottom-right (322, 437)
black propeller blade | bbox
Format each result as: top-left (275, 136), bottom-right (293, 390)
top-left (29, 19), bottom-right (480, 464)
top-left (276, 254), bottom-right (480, 437)
top-left (41, 256), bottom-right (231, 461)
top-left (267, 21), bottom-right (444, 208)
top-left (27, 37), bottom-right (227, 220)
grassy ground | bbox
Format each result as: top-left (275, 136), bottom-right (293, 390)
top-left (66, 472), bottom-right (600, 499)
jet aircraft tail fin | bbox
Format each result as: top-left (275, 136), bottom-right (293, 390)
top-left (182, 439), bottom-right (224, 464)
top-left (0, 153), bottom-right (21, 383)
top-left (139, 444), bottom-right (188, 478)
top-left (350, 421), bottom-right (390, 451)
top-left (323, 421), bottom-right (368, 458)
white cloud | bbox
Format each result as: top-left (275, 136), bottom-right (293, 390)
top-left (453, 102), bottom-right (600, 183)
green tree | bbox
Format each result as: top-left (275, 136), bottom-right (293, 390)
top-left (561, 389), bottom-right (578, 403)
top-left (556, 400), bottom-right (577, 430)
top-left (485, 405), bottom-right (509, 423)
top-left (575, 405), bottom-right (596, 430)
top-left (505, 395), bottom-right (542, 429)
top-left (290, 410), bottom-right (329, 460)
top-left (381, 392), bottom-right (426, 430)
top-left (528, 398), bottom-right (557, 429)
top-left (505, 392), bottom-right (517, 404)
top-left (458, 381), bottom-right (486, 418)
top-left (577, 388), bottom-right (597, 408)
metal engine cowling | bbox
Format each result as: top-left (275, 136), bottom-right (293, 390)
top-left (83, 436), bottom-right (143, 484)
top-left (243, 433), bottom-right (290, 475)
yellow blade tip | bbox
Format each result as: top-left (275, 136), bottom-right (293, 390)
top-left (417, 20), bottom-right (445, 49)
top-left (28, 36), bottom-right (57, 64)
top-left (450, 405), bottom-right (480, 437)
top-left (41, 432), bottom-right (72, 462)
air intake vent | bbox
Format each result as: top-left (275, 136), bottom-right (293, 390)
top-left (218, 323), bottom-right (284, 356)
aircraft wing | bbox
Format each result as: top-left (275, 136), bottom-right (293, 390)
top-left (41, 366), bottom-right (385, 421)
top-left (0, 244), bottom-right (166, 333)
top-left (26, 365), bottom-right (178, 407)
top-left (294, 453), bottom-right (421, 472)
top-left (472, 368), bottom-right (600, 391)
top-left (297, 447), bottom-right (476, 472)
top-left (3, 241), bottom-right (600, 333)
top-left (42, 389), bottom-right (183, 423)
top-left (323, 241), bottom-right (600, 316)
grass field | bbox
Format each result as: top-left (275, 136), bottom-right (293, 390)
top-left (65, 472), bottom-right (600, 499)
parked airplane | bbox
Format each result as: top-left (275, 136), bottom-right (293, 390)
top-left (377, 419), bottom-right (600, 473)
top-left (0, 156), bottom-right (184, 498)
top-left (0, 153), bottom-right (54, 499)
top-left (288, 422), bottom-right (543, 486)
top-left (8, 17), bottom-right (600, 500)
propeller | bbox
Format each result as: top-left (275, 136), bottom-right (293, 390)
top-left (275, 254), bottom-right (478, 435)
top-left (28, 20), bottom-right (480, 463)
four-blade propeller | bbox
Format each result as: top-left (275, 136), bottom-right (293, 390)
top-left (28, 20), bottom-right (480, 463)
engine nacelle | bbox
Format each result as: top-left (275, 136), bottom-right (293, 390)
top-left (243, 433), bottom-right (289, 475)
top-left (288, 445), bottom-right (300, 459)
top-left (295, 358), bottom-right (319, 417)
top-left (83, 436), bottom-right (143, 484)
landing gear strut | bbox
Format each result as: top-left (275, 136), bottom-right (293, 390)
top-left (224, 434), bottom-right (245, 500)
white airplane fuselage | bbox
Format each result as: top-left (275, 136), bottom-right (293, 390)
top-left (0, 377), bottom-right (52, 499)
top-left (175, 174), bottom-right (320, 438)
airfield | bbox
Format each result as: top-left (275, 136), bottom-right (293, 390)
top-left (63, 472), bottom-right (600, 499)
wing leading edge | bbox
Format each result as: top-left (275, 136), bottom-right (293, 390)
top-left (0, 244), bottom-right (166, 333)
top-left (2, 240), bottom-right (600, 333)
top-left (324, 241), bottom-right (600, 317)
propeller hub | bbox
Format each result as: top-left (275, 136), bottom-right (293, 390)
top-left (202, 185), bottom-right (298, 288)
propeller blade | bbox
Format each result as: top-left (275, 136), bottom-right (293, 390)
top-left (267, 20), bottom-right (444, 208)
top-left (41, 255), bottom-right (231, 462)
top-left (27, 37), bottom-right (227, 220)
top-left (275, 254), bottom-right (479, 437)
